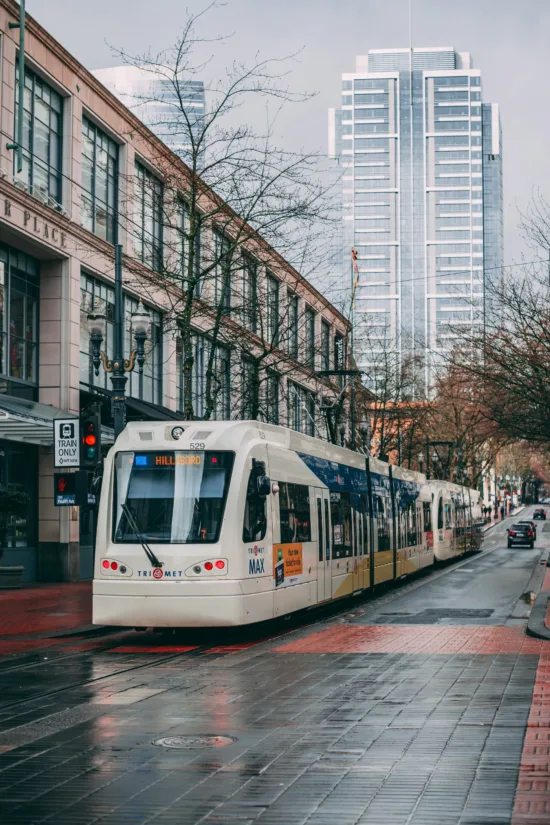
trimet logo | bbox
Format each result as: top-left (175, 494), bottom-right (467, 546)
top-left (152, 568), bottom-right (164, 579)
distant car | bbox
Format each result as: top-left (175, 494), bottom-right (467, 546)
top-left (508, 523), bottom-right (535, 549)
top-left (518, 520), bottom-right (537, 539)
top-left (534, 508), bottom-right (547, 520)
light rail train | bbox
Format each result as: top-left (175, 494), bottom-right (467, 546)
top-left (92, 420), bottom-right (483, 628)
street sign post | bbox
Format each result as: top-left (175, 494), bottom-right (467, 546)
top-left (53, 418), bottom-right (80, 468)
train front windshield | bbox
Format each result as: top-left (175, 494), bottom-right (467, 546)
top-left (113, 451), bottom-right (235, 544)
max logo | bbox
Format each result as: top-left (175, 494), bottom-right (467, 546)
top-left (249, 558), bottom-right (265, 575)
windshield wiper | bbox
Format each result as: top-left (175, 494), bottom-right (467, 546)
top-left (121, 503), bottom-right (164, 568)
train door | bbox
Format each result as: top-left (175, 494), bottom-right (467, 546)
top-left (316, 490), bottom-right (332, 602)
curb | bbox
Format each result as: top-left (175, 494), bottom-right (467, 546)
top-left (526, 547), bottom-right (550, 640)
top-left (527, 590), bottom-right (550, 640)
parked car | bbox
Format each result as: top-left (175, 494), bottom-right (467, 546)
top-left (518, 520), bottom-right (537, 539)
top-left (533, 508), bottom-right (547, 520)
top-left (508, 523), bottom-right (535, 549)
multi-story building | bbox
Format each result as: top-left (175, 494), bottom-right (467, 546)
top-left (93, 66), bottom-right (206, 168)
top-left (0, 0), bottom-right (355, 584)
top-left (329, 47), bottom-right (503, 395)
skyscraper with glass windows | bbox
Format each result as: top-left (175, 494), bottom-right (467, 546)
top-left (329, 47), bottom-right (503, 395)
top-left (93, 66), bottom-right (205, 169)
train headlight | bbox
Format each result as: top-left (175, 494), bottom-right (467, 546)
top-left (171, 426), bottom-right (184, 440)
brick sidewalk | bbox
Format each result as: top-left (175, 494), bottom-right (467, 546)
top-left (0, 582), bottom-right (92, 654)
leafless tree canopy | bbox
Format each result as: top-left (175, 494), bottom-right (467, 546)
top-left (107, 2), bottom-right (343, 423)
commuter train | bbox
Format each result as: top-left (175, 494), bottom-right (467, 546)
top-left (92, 420), bottom-right (484, 628)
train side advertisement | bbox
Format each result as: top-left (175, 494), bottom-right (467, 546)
top-left (273, 543), bottom-right (303, 588)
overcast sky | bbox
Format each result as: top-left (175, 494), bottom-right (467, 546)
top-left (29, 0), bottom-right (550, 265)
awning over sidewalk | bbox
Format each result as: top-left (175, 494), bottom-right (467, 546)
top-left (0, 396), bottom-right (114, 446)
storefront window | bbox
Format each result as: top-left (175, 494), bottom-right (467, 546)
top-left (0, 246), bottom-right (39, 392)
top-left (0, 440), bottom-right (37, 549)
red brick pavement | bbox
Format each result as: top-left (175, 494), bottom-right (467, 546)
top-left (276, 623), bottom-right (550, 823)
top-left (513, 647), bottom-right (550, 824)
top-left (275, 623), bottom-right (545, 655)
top-left (0, 581), bottom-right (92, 651)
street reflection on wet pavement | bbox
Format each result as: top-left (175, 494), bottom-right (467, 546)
top-left (1, 517), bottom-right (550, 824)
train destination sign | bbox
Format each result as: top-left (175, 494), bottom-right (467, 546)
top-left (54, 418), bottom-right (80, 468)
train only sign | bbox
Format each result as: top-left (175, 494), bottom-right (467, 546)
top-left (54, 418), bottom-right (80, 468)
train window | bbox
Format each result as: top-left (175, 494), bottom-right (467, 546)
top-left (242, 468), bottom-right (267, 543)
top-left (423, 501), bottom-right (432, 532)
top-left (279, 482), bottom-right (311, 542)
top-left (437, 498), bottom-right (443, 530)
top-left (375, 494), bottom-right (390, 552)
top-left (330, 491), bottom-right (352, 558)
top-left (113, 451), bottom-right (235, 544)
top-left (406, 502), bottom-right (417, 547)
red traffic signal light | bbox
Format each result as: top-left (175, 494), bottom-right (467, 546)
top-left (80, 412), bottom-right (101, 468)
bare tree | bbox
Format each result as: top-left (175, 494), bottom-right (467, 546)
top-left (108, 2), bottom-right (337, 421)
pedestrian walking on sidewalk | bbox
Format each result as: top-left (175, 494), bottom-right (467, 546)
top-left (500, 504), bottom-right (505, 519)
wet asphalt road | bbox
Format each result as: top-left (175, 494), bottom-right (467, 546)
top-left (0, 505), bottom-right (548, 825)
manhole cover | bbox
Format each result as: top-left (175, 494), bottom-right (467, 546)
top-left (152, 735), bottom-right (236, 749)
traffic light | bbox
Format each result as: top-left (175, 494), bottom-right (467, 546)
top-left (80, 411), bottom-right (101, 468)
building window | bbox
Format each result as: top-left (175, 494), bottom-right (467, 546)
top-left (287, 291), bottom-right (299, 359)
top-left (124, 296), bottom-right (163, 405)
top-left (15, 65), bottom-right (63, 206)
top-left (265, 371), bottom-right (280, 425)
top-left (213, 230), bottom-right (231, 312)
top-left (241, 357), bottom-right (258, 419)
top-left (80, 275), bottom-right (115, 392)
top-left (265, 274), bottom-right (279, 345)
top-left (211, 344), bottom-right (231, 420)
top-left (0, 245), bottom-right (39, 392)
top-left (134, 161), bottom-right (163, 270)
top-left (321, 320), bottom-right (331, 372)
top-left (176, 332), bottom-right (206, 417)
top-left (81, 117), bottom-right (118, 243)
top-left (177, 200), bottom-right (202, 296)
top-left (242, 254), bottom-right (258, 333)
top-left (304, 306), bottom-right (315, 369)
top-left (80, 274), bottom-right (162, 405)
top-left (287, 381), bottom-right (315, 436)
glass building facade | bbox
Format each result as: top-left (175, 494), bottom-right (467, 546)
top-left (93, 66), bottom-right (205, 169)
top-left (329, 48), bottom-right (503, 395)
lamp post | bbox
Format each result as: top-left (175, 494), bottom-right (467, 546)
top-left (87, 244), bottom-right (150, 438)
top-left (418, 452), bottom-right (424, 474)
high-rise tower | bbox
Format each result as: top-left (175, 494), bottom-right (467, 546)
top-left (93, 66), bottom-right (206, 169)
top-left (329, 48), bottom-right (503, 395)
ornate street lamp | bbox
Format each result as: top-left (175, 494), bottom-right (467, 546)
top-left (418, 452), bottom-right (425, 474)
top-left (86, 245), bottom-right (150, 438)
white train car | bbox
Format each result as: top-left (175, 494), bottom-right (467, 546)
top-left (92, 420), bottom-right (483, 628)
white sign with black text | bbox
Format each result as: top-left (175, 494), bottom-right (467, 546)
top-left (54, 418), bottom-right (80, 468)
